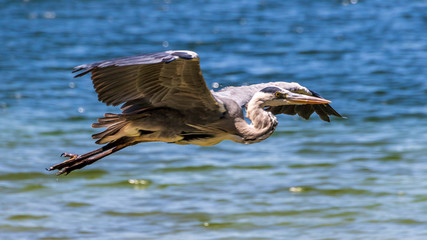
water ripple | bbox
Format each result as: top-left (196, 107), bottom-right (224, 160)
top-left (1, 0), bottom-right (427, 239)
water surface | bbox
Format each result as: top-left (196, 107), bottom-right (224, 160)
top-left (1, 0), bottom-right (427, 239)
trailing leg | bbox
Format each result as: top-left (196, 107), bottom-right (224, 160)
top-left (47, 137), bottom-right (136, 175)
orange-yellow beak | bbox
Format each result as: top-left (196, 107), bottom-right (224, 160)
top-left (286, 93), bottom-right (331, 105)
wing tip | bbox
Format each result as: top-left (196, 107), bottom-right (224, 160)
top-left (324, 104), bottom-right (344, 118)
top-left (71, 50), bottom-right (200, 76)
top-left (72, 64), bottom-right (92, 78)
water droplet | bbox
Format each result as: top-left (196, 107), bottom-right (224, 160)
top-left (212, 82), bottom-right (220, 89)
top-left (43, 11), bottom-right (56, 19)
top-left (289, 187), bottom-right (303, 192)
top-left (162, 41), bottom-right (169, 48)
top-left (69, 82), bottom-right (76, 88)
top-left (78, 107), bottom-right (85, 113)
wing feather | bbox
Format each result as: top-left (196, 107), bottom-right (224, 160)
top-left (73, 51), bottom-right (223, 114)
top-left (296, 105), bottom-right (315, 120)
top-left (313, 105), bottom-right (330, 122)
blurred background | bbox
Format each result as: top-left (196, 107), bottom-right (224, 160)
top-left (1, 0), bottom-right (426, 239)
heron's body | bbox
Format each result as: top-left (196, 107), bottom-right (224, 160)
top-left (48, 50), bottom-right (342, 175)
top-left (96, 106), bottom-right (242, 146)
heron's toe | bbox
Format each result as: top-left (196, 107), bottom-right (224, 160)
top-left (47, 153), bottom-right (82, 173)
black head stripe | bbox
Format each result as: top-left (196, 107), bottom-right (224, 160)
top-left (260, 87), bottom-right (282, 94)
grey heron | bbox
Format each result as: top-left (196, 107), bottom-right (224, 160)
top-left (48, 50), bottom-right (342, 175)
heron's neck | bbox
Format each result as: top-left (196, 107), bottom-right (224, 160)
top-left (237, 97), bottom-right (278, 143)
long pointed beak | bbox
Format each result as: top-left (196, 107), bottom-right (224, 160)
top-left (286, 93), bottom-right (331, 105)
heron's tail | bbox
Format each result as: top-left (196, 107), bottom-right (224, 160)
top-left (92, 113), bottom-right (128, 144)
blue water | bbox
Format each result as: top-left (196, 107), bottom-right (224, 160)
top-left (1, 0), bottom-right (427, 239)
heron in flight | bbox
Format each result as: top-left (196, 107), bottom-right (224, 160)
top-left (48, 50), bottom-right (342, 175)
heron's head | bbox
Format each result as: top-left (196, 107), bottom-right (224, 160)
top-left (257, 86), bottom-right (331, 107)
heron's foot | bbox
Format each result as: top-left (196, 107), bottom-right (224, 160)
top-left (47, 140), bottom-right (133, 176)
top-left (47, 153), bottom-right (88, 175)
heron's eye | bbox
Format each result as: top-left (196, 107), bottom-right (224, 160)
top-left (275, 92), bottom-right (281, 98)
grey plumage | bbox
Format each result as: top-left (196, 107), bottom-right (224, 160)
top-left (49, 50), bottom-right (342, 175)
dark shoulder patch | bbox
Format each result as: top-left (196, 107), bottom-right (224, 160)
top-left (260, 87), bottom-right (282, 93)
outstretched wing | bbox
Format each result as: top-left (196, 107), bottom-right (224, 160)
top-left (73, 50), bottom-right (224, 114)
top-left (214, 82), bottom-right (342, 122)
